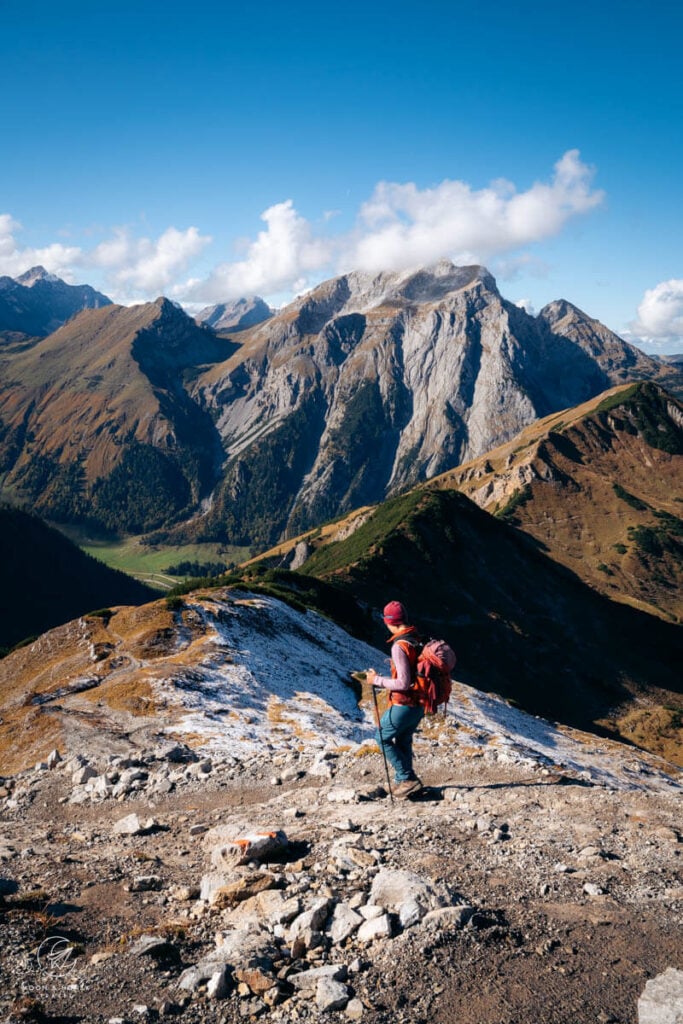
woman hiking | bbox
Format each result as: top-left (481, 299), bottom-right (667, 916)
top-left (366, 600), bottom-right (424, 799)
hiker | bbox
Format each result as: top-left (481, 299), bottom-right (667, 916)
top-left (366, 600), bottom-right (424, 799)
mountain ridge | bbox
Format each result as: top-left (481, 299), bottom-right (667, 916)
top-left (0, 299), bottom-right (234, 532)
top-left (430, 381), bottom-right (683, 622)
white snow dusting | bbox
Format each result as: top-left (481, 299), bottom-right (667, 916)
top-left (149, 591), bottom-right (680, 795)
top-left (157, 592), bottom-right (382, 753)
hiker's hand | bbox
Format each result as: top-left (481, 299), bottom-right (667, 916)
top-left (366, 669), bottom-right (377, 686)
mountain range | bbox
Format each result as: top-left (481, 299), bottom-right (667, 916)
top-left (1, 262), bottom-right (681, 548)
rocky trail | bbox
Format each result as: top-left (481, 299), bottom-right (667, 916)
top-left (1, 720), bottom-right (681, 1024)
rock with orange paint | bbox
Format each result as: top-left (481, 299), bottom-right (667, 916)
top-left (208, 829), bottom-right (289, 869)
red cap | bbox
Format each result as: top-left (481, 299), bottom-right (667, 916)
top-left (383, 600), bottom-right (407, 625)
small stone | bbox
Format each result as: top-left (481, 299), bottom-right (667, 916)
top-left (205, 870), bottom-right (280, 907)
top-left (583, 883), bottom-right (606, 897)
top-left (329, 903), bottom-right (362, 944)
top-left (73, 765), bottom-right (97, 786)
top-left (578, 846), bottom-right (605, 860)
top-left (209, 829), bottom-right (288, 868)
top-left (288, 964), bottom-right (347, 991)
top-left (327, 787), bottom-right (358, 804)
top-left (346, 998), bottom-right (365, 1020)
top-left (332, 819), bottom-right (358, 832)
top-left (398, 898), bottom-right (423, 928)
top-left (283, 807), bottom-right (304, 819)
top-left (638, 967), bottom-right (683, 1023)
top-left (112, 813), bottom-right (157, 837)
top-left (316, 978), bottom-right (350, 1012)
top-left (189, 823), bottom-right (209, 836)
top-left (127, 875), bottom-right (163, 892)
top-left (359, 904), bottom-right (384, 921)
top-left (234, 958), bottom-right (277, 994)
top-left (157, 1000), bottom-right (179, 1017)
top-left (356, 914), bottom-right (392, 943)
top-left (287, 898), bottom-right (333, 942)
top-left (422, 905), bottom-right (474, 930)
top-left (129, 934), bottom-right (177, 958)
top-left (207, 965), bottom-right (232, 1000)
top-left (170, 885), bottom-right (199, 902)
top-left (47, 749), bottom-right (62, 769)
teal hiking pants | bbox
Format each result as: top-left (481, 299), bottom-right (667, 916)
top-left (376, 703), bottom-right (424, 783)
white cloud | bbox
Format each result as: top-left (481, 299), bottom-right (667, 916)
top-left (89, 225), bottom-right (211, 297)
top-left (181, 150), bottom-right (603, 304)
top-left (185, 200), bottom-right (332, 303)
top-left (515, 298), bottom-right (536, 315)
top-left (342, 150), bottom-right (603, 274)
top-left (0, 213), bottom-right (82, 280)
top-left (631, 279), bottom-right (683, 344)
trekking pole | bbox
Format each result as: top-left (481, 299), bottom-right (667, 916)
top-left (371, 685), bottom-right (394, 805)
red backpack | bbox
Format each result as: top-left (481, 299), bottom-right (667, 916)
top-left (413, 639), bottom-right (457, 714)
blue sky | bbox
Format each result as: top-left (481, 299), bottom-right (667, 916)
top-left (1, 0), bottom-right (681, 350)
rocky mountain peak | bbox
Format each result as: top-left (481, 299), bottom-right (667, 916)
top-left (197, 295), bottom-right (273, 332)
top-left (150, 295), bottom-right (192, 321)
top-left (306, 261), bottom-right (499, 316)
top-left (16, 265), bottom-right (62, 286)
top-left (280, 262), bottom-right (499, 337)
top-left (0, 266), bottom-right (112, 336)
top-left (539, 298), bottom-right (592, 327)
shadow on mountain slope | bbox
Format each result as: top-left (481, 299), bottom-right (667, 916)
top-left (0, 506), bottom-right (155, 652)
top-left (247, 490), bottom-right (682, 748)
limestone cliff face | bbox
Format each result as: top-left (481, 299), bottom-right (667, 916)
top-left (196, 296), bottom-right (273, 332)
top-left (191, 262), bottom-right (673, 544)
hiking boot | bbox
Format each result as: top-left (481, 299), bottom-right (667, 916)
top-left (394, 778), bottom-right (422, 799)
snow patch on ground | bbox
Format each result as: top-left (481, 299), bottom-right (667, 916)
top-left (147, 591), bottom-right (680, 795)
top-left (158, 593), bottom-right (381, 752)
top-left (448, 684), bottom-right (682, 794)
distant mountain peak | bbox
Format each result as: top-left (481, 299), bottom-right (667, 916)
top-left (539, 298), bottom-right (593, 324)
top-left (16, 265), bottom-right (62, 287)
top-left (197, 296), bottom-right (273, 332)
top-left (0, 267), bottom-right (112, 337)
